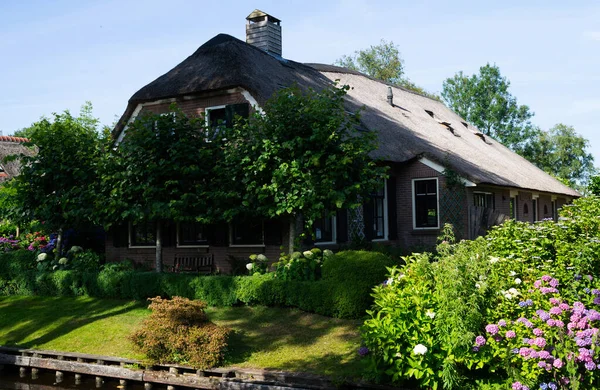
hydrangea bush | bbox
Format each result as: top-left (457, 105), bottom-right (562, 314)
top-left (360, 197), bottom-right (600, 389)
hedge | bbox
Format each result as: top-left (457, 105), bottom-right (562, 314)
top-left (0, 250), bottom-right (395, 319)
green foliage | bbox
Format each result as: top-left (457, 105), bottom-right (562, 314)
top-left (525, 123), bottom-right (595, 189)
top-left (9, 103), bottom-right (104, 235)
top-left (588, 177), bottom-right (600, 196)
top-left (322, 250), bottom-right (396, 319)
top-left (360, 196), bottom-right (600, 389)
top-left (335, 39), bottom-right (440, 100)
top-left (130, 296), bottom-right (230, 368)
top-left (274, 248), bottom-right (332, 281)
top-left (442, 64), bottom-right (537, 156)
top-left (247, 253), bottom-right (269, 275)
top-left (223, 84), bottom-right (388, 231)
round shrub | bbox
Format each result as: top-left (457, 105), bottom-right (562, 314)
top-left (130, 296), bottom-right (230, 368)
top-left (322, 250), bottom-right (396, 318)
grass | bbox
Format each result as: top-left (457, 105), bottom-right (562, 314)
top-left (0, 296), bottom-right (363, 379)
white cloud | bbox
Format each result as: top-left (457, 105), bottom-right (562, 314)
top-left (583, 31), bottom-right (600, 41)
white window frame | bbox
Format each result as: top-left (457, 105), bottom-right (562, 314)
top-left (314, 215), bottom-right (337, 246)
top-left (205, 105), bottom-right (227, 127)
top-left (129, 221), bottom-right (157, 249)
top-left (176, 222), bottom-right (209, 248)
top-left (229, 221), bottom-right (265, 248)
top-left (372, 179), bottom-right (389, 242)
top-left (412, 177), bottom-right (440, 230)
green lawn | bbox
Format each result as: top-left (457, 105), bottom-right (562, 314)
top-left (0, 296), bottom-right (362, 379)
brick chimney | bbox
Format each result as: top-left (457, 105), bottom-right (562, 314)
top-left (246, 9), bottom-right (282, 57)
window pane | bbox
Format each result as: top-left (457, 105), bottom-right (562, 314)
top-left (414, 179), bottom-right (438, 228)
top-left (233, 220), bottom-right (263, 245)
top-left (208, 108), bottom-right (227, 128)
top-left (179, 222), bottom-right (208, 246)
top-left (314, 216), bottom-right (334, 242)
top-left (131, 221), bottom-right (156, 246)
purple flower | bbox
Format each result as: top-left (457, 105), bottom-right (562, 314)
top-left (538, 350), bottom-right (551, 359)
top-left (542, 275), bottom-right (552, 282)
top-left (475, 335), bottom-right (486, 346)
top-left (594, 297), bottom-right (600, 305)
top-left (587, 275), bottom-right (593, 281)
top-left (548, 383), bottom-right (557, 390)
top-left (533, 328), bottom-right (544, 336)
top-left (512, 381), bottom-right (524, 390)
top-left (498, 319), bottom-right (507, 327)
top-left (559, 303), bottom-right (570, 311)
top-left (549, 298), bottom-right (560, 305)
top-left (575, 274), bottom-right (583, 281)
top-left (358, 346), bottom-right (369, 356)
top-left (533, 337), bottom-right (547, 348)
top-left (536, 310), bottom-right (550, 321)
top-left (549, 278), bottom-right (559, 288)
top-left (549, 306), bottom-right (562, 315)
top-left (538, 361), bottom-right (546, 368)
top-left (585, 361), bottom-right (596, 370)
top-left (553, 358), bottom-right (563, 369)
top-left (506, 330), bottom-right (516, 339)
top-left (485, 324), bottom-right (499, 335)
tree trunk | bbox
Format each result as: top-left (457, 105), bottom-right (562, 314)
top-left (288, 214), bottom-right (296, 255)
top-left (155, 221), bottom-right (163, 273)
top-left (56, 227), bottom-right (64, 256)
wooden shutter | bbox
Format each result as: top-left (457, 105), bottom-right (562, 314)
top-left (336, 209), bottom-right (348, 243)
top-left (387, 177), bottom-right (398, 240)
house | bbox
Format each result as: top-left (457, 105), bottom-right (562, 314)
top-left (108, 10), bottom-right (579, 272)
top-left (0, 136), bottom-right (32, 182)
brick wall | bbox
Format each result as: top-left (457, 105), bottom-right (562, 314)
top-left (139, 90), bottom-right (249, 118)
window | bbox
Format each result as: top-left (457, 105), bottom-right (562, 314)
top-left (231, 220), bottom-right (264, 246)
top-left (413, 178), bottom-right (439, 229)
top-left (532, 199), bottom-right (538, 222)
top-left (551, 200), bottom-right (557, 221)
top-left (206, 106), bottom-right (227, 130)
top-left (371, 183), bottom-right (387, 239)
top-left (130, 221), bottom-right (156, 247)
top-left (473, 192), bottom-right (495, 209)
top-left (314, 215), bottom-right (336, 244)
top-left (178, 221), bottom-right (208, 247)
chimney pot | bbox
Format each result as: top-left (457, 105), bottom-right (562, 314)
top-left (246, 9), bottom-right (282, 57)
top-left (387, 87), bottom-right (394, 106)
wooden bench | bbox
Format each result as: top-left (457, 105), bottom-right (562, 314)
top-left (172, 254), bottom-right (214, 274)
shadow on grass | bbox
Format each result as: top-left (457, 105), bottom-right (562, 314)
top-left (0, 296), bottom-right (146, 349)
top-left (207, 306), bottom-right (362, 377)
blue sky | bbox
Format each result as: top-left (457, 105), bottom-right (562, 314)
top-left (1, 1), bottom-right (599, 164)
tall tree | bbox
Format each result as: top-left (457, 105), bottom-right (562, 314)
top-left (441, 64), bottom-right (538, 156)
top-left (528, 124), bottom-right (595, 189)
top-left (102, 109), bottom-right (224, 272)
top-left (223, 84), bottom-right (388, 252)
top-left (335, 40), bottom-right (439, 100)
top-left (9, 103), bottom-right (103, 254)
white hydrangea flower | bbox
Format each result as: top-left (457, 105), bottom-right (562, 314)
top-left (303, 250), bottom-right (314, 259)
top-left (323, 249), bottom-right (334, 257)
top-left (413, 344), bottom-right (428, 355)
top-left (489, 257), bottom-right (499, 264)
top-left (58, 257), bottom-right (68, 265)
top-left (37, 253), bottom-right (48, 261)
top-left (509, 271), bottom-right (517, 277)
top-left (508, 288), bottom-right (519, 295)
top-left (475, 283), bottom-right (481, 289)
top-left (246, 263), bottom-right (254, 270)
top-left (256, 254), bottom-right (268, 262)
top-left (514, 278), bottom-right (522, 285)
top-left (425, 310), bottom-right (436, 319)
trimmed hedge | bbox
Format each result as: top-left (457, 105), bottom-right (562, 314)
top-left (0, 250), bottom-right (395, 319)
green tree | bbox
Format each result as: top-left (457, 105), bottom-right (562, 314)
top-left (223, 84), bottom-right (388, 252)
top-left (102, 109), bottom-right (224, 272)
top-left (587, 176), bottom-right (600, 196)
top-left (528, 124), bottom-right (595, 189)
top-left (9, 103), bottom-right (103, 253)
top-left (441, 64), bottom-right (539, 156)
top-left (335, 39), bottom-right (439, 100)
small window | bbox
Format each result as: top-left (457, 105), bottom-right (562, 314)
top-left (473, 192), bottom-right (495, 210)
top-left (130, 221), bottom-right (156, 247)
top-left (413, 178), bottom-right (439, 229)
top-left (206, 106), bottom-right (227, 133)
top-left (523, 203), bottom-right (529, 215)
top-left (178, 222), bottom-right (208, 246)
top-left (232, 219), bottom-right (264, 246)
top-left (314, 215), bottom-right (336, 244)
top-left (544, 204), bottom-right (549, 215)
top-left (371, 184), bottom-right (387, 239)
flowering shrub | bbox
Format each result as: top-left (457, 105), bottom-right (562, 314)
top-left (246, 253), bottom-right (269, 275)
top-left (273, 248), bottom-right (332, 281)
top-left (20, 231), bottom-right (53, 252)
top-left (473, 274), bottom-right (600, 389)
top-left (0, 236), bottom-right (19, 252)
top-left (361, 197), bottom-right (600, 389)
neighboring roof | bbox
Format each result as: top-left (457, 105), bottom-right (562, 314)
top-left (114, 34), bottom-right (580, 198)
top-left (0, 137), bottom-right (33, 180)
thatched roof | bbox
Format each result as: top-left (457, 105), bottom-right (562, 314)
top-left (0, 137), bottom-right (34, 180)
top-left (114, 34), bottom-right (579, 198)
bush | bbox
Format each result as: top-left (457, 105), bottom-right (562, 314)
top-left (360, 197), bottom-right (600, 389)
top-left (130, 297), bottom-right (230, 368)
top-left (322, 250), bottom-right (396, 318)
